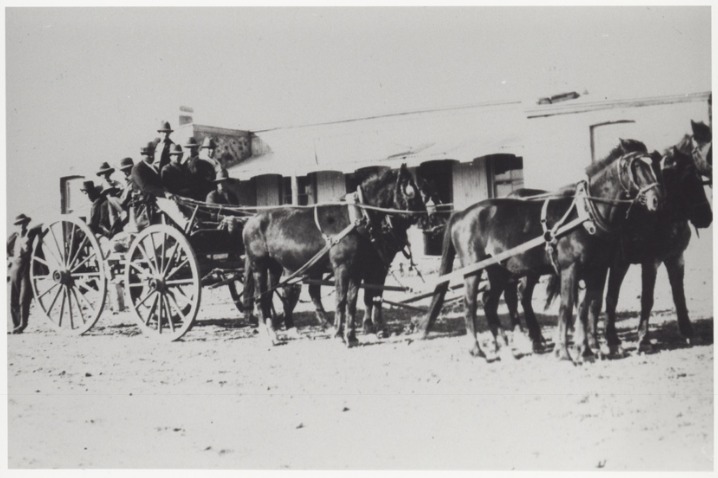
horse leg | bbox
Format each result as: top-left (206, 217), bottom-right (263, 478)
top-left (268, 263), bottom-right (285, 330)
top-left (282, 283), bottom-right (302, 339)
top-left (333, 266), bottom-right (349, 342)
top-left (520, 274), bottom-right (544, 353)
top-left (370, 268), bottom-right (389, 338)
top-left (636, 260), bottom-right (659, 353)
top-left (504, 278), bottom-right (522, 333)
top-left (463, 273), bottom-right (484, 358)
top-left (308, 275), bottom-right (331, 328)
top-left (253, 265), bottom-right (279, 346)
top-left (362, 287), bottom-right (376, 335)
top-left (345, 275), bottom-right (360, 347)
top-left (243, 256), bottom-right (258, 327)
top-left (664, 254), bottom-right (694, 344)
top-left (555, 264), bottom-right (577, 362)
top-left (482, 279), bottom-right (506, 359)
top-left (604, 259), bottom-right (629, 356)
top-left (584, 266), bottom-right (607, 357)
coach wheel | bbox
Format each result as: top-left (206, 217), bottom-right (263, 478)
top-left (30, 215), bottom-right (108, 334)
top-left (125, 224), bottom-right (201, 341)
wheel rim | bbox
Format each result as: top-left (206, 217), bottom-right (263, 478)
top-left (125, 224), bottom-right (201, 341)
top-left (30, 216), bottom-right (107, 334)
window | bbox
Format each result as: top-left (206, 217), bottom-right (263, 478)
top-left (490, 155), bottom-right (524, 197)
top-left (281, 176), bottom-right (313, 205)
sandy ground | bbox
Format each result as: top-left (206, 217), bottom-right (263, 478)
top-left (7, 229), bottom-right (714, 470)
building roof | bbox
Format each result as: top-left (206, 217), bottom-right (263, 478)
top-left (229, 100), bottom-right (525, 178)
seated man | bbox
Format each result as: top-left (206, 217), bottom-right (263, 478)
top-left (206, 170), bottom-right (239, 205)
top-left (161, 145), bottom-right (194, 198)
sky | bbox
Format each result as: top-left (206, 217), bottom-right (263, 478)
top-left (5, 6), bottom-right (712, 225)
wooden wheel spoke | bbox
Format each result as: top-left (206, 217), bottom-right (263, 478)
top-left (67, 223), bottom-right (77, 263)
top-left (145, 293), bottom-right (160, 326)
top-left (67, 287), bottom-right (75, 330)
top-left (42, 238), bottom-right (64, 269)
top-left (134, 289), bottom-right (157, 308)
top-left (70, 249), bottom-right (97, 273)
top-left (165, 259), bottom-right (189, 281)
top-left (70, 287), bottom-right (86, 325)
top-left (171, 284), bottom-right (193, 306)
top-left (32, 255), bottom-right (50, 268)
top-left (128, 262), bottom-right (152, 280)
top-left (148, 233), bottom-right (161, 274)
top-left (58, 287), bottom-right (67, 327)
top-left (49, 225), bottom-right (67, 266)
top-left (74, 285), bottom-right (97, 316)
top-left (162, 241), bottom-right (181, 276)
top-left (67, 235), bottom-right (89, 270)
top-left (46, 285), bottom-right (64, 317)
top-left (71, 272), bottom-right (102, 278)
top-left (36, 281), bottom-right (60, 300)
top-left (165, 293), bottom-right (188, 331)
top-left (158, 233), bottom-right (168, 275)
top-left (137, 241), bottom-right (159, 275)
top-left (76, 277), bottom-right (101, 294)
top-left (162, 295), bottom-right (175, 333)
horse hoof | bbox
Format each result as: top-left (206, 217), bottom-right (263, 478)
top-left (637, 341), bottom-right (655, 355)
top-left (285, 327), bottom-right (300, 340)
top-left (469, 344), bottom-right (485, 358)
top-left (554, 347), bottom-right (572, 362)
top-left (249, 318), bottom-right (259, 328)
top-left (345, 334), bottom-right (359, 348)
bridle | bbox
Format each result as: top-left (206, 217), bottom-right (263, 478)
top-left (615, 151), bottom-right (661, 206)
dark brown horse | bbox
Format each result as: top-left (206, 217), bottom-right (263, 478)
top-left (415, 140), bottom-right (662, 362)
top-left (242, 164), bottom-right (426, 346)
top-left (602, 125), bottom-right (712, 355)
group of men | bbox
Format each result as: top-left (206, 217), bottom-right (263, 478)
top-left (82, 120), bottom-right (240, 237)
top-left (7, 121), bottom-right (242, 333)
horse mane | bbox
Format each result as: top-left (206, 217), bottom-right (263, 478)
top-left (585, 139), bottom-right (647, 176)
top-left (359, 168), bottom-right (400, 204)
top-left (670, 134), bottom-right (693, 156)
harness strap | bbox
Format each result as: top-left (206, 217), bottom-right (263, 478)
top-left (540, 195), bottom-right (578, 274)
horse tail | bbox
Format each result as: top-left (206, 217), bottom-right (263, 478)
top-left (544, 272), bottom-right (560, 310)
top-left (413, 219), bottom-right (455, 336)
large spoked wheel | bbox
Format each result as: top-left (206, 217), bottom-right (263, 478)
top-left (125, 224), bottom-right (201, 341)
top-left (30, 216), bottom-right (108, 334)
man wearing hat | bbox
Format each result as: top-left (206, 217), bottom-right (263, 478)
top-left (200, 136), bottom-right (227, 177)
top-left (184, 137), bottom-right (215, 200)
top-left (96, 161), bottom-right (123, 232)
top-left (154, 121), bottom-right (175, 172)
top-left (7, 214), bottom-right (43, 334)
top-left (81, 180), bottom-right (113, 236)
top-left (132, 141), bottom-right (170, 200)
top-left (118, 157), bottom-right (143, 231)
top-left (206, 170), bottom-right (239, 206)
top-left (161, 144), bottom-right (194, 198)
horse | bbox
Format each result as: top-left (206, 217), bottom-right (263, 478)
top-left (600, 127), bottom-right (713, 355)
top-left (414, 139), bottom-right (662, 362)
top-left (242, 164), bottom-right (427, 346)
top-left (688, 120), bottom-right (712, 181)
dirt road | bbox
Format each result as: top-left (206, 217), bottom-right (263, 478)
top-left (7, 233), bottom-right (714, 470)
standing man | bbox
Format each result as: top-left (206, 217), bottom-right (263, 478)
top-left (161, 145), bottom-right (194, 198)
top-left (154, 121), bottom-right (175, 172)
top-left (96, 161), bottom-right (123, 232)
top-left (184, 137), bottom-right (215, 200)
top-left (206, 170), bottom-right (239, 205)
top-left (7, 214), bottom-right (43, 334)
top-left (200, 137), bottom-right (227, 177)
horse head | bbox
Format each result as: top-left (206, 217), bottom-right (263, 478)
top-left (662, 142), bottom-right (713, 228)
top-left (586, 139), bottom-right (662, 229)
top-left (616, 138), bottom-right (662, 212)
top-left (690, 120), bottom-right (712, 182)
top-left (391, 163), bottom-right (427, 223)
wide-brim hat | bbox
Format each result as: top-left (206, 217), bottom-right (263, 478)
top-left (80, 180), bottom-right (96, 192)
top-left (119, 157), bottom-right (134, 170)
top-left (96, 161), bottom-right (115, 176)
top-left (214, 170), bottom-right (230, 182)
top-left (184, 137), bottom-right (200, 149)
top-left (13, 213), bottom-right (31, 225)
top-left (169, 144), bottom-right (184, 156)
top-left (157, 121), bottom-right (173, 133)
top-left (201, 137), bottom-right (217, 149)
